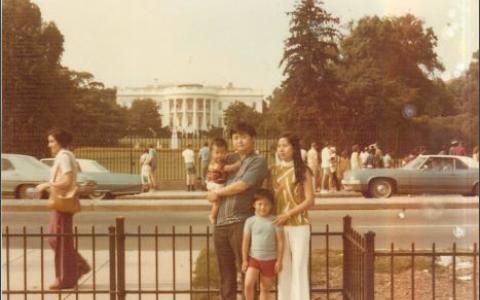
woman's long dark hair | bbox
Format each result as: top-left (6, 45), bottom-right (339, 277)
top-left (279, 132), bottom-right (312, 185)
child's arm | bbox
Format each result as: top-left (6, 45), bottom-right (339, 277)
top-left (241, 232), bottom-right (251, 273)
top-left (223, 160), bottom-right (241, 173)
top-left (275, 231), bottom-right (284, 273)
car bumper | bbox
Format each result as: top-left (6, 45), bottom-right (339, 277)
top-left (341, 179), bottom-right (365, 192)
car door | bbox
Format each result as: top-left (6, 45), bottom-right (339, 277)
top-left (452, 158), bottom-right (472, 193)
top-left (1, 158), bottom-right (18, 194)
top-left (411, 157), bottom-right (455, 193)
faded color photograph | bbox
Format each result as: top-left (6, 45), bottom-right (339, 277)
top-left (2, 0), bottom-right (479, 299)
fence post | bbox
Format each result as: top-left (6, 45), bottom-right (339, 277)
top-left (342, 215), bottom-right (352, 298)
top-left (108, 226), bottom-right (117, 300)
top-left (116, 217), bottom-right (126, 300)
top-left (364, 231), bottom-right (375, 300)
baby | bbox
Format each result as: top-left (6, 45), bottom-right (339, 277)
top-left (206, 138), bottom-right (241, 224)
top-left (242, 189), bottom-right (284, 300)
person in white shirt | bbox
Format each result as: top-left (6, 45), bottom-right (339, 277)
top-left (182, 144), bottom-right (196, 191)
top-left (307, 142), bottom-right (319, 191)
top-left (350, 144), bottom-right (361, 170)
top-left (359, 146), bottom-right (370, 168)
top-left (300, 148), bottom-right (307, 163)
top-left (320, 142), bottom-right (332, 193)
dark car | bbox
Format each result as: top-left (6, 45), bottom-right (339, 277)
top-left (342, 155), bottom-right (479, 198)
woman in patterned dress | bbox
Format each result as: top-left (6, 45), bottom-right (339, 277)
top-left (269, 133), bottom-right (315, 300)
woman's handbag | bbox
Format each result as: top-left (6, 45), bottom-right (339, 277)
top-left (47, 185), bottom-right (81, 214)
top-left (47, 151), bottom-right (81, 214)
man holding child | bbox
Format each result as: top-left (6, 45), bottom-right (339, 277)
top-left (206, 122), bottom-right (268, 300)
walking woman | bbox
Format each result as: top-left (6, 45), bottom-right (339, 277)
top-left (269, 133), bottom-right (315, 300)
top-left (35, 128), bottom-right (90, 289)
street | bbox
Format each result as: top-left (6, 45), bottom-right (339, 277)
top-left (3, 207), bottom-right (478, 250)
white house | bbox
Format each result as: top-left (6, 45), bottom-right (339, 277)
top-left (117, 83), bottom-right (264, 134)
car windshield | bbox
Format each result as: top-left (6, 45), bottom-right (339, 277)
top-left (403, 156), bottom-right (427, 170)
top-left (78, 160), bottom-right (110, 173)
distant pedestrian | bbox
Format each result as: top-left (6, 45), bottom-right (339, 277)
top-left (307, 142), bottom-right (319, 191)
top-left (199, 142), bottom-right (210, 188)
top-left (182, 144), bottom-right (196, 191)
top-left (359, 146), bottom-right (370, 168)
top-left (438, 145), bottom-right (448, 155)
top-left (139, 148), bottom-right (152, 192)
top-left (383, 151), bottom-right (393, 168)
top-left (452, 142), bottom-right (466, 156)
top-left (338, 150), bottom-right (350, 182)
top-left (350, 144), bottom-right (361, 170)
top-left (35, 128), bottom-right (90, 290)
top-left (329, 147), bottom-right (341, 191)
top-left (366, 147), bottom-right (375, 168)
top-left (449, 140), bottom-right (459, 155)
top-left (148, 144), bottom-right (158, 190)
top-left (320, 142), bottom-right (331, 193)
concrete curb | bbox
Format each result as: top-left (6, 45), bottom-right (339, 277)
top-left (2, 197), bottom-right (478, 212)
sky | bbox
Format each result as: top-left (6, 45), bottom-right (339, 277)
top-left (33, 0), bottom-right (479, 95)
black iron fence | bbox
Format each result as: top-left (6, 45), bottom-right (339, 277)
top-left (3, 216), bottom-right (477, 299)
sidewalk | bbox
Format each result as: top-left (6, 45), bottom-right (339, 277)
top-left (2, 248), bottom-right (198, 300)
top-left (2, 192), bottom-right (478, 212)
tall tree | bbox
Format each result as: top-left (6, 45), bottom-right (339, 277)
top-left (2, 0), bottom-right (73, 156)
top-left (127, 98), bottom-right (163, 137)
top-left (223, 102), bottom-right (262, 134)
top-left (338, 14), bottom-right (448, 154)
top-left (280, 0), bottom-right (341, 142)
top-left (69, 71), bottom-right (127, 146)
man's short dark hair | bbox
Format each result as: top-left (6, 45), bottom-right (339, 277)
top-left (254, 188), bottom-right (274, 204)
top-left (211, 138), bottom-right (228, 150)
top-left (229, 122), bottom-right (256, 138)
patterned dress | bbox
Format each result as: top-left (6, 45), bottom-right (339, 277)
top-left (269, 161), bottom-right (310, 226)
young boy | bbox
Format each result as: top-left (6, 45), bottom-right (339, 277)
top-left (206, 138), bottom-right (241, 224)
top-left (242, 189), bottom-right (284, 300)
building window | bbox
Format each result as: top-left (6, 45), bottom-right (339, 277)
top-left (252, 102), bottom-right (256, 111)
top-left (218, 102), bottom-right (222, 110)
top-left (197, 99), bottom-right (203, 110)
top-left (176, 99), bottom-right (182, 110)
top-left (206, 99), bottom-right (210, 110)
top-left (169, 99), bottom-right (174, 111)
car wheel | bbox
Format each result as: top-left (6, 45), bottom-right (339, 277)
top-left (369, 179), bottom-right (394, 198)
top-left (16, 184), bottom-right (36, 199)
top-left (89, 191), bottom-right (108, 200)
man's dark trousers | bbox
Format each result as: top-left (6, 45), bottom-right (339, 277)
top-left (214, 222), bottom-right (244, 300)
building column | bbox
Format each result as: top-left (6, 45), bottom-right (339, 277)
top-left (202, 99), bottom-right (207, 130)
top-left (182, 98), bottom-right (187, 131)
top-left (193, 98), bottom-right (198, 133)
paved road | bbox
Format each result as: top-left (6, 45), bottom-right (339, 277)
top-left (3, 208), bottom-right (478, 250)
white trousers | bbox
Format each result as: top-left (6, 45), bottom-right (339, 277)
top-left (278, 225), bottom-right (311, 300)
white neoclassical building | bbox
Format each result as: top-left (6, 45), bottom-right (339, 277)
top-left (117, 83), bottom-right (264, 134)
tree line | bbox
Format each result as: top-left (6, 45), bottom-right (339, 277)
top-left (2, 0), bottom-right (166, 157)
top-left (3, 0), bottom-right (478, 157)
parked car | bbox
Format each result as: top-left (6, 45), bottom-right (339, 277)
top-left (41, 158), bottom-right (143, 200)
top-left (2, 154), bottom-right (96, 199)
top-left (342, 155), bottom-right (479, 198)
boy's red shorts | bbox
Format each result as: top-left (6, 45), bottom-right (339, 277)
top-left (248, 256), bottom-right (276, 277)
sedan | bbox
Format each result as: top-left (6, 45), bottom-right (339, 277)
top-left (342, 155), bottom-right (479, 198)
top-left (41, 158), bottom-right (143, 200)
top-left (2, 154), bottom-right (96, 199)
